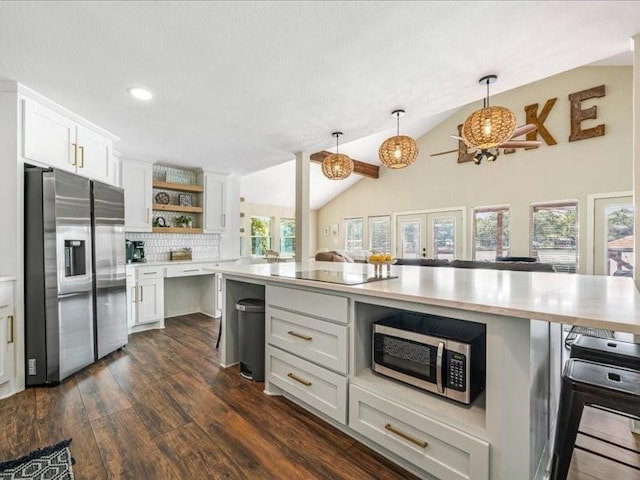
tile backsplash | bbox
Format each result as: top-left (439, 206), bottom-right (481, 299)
top-left (126, 233), bottom-right (220, 262)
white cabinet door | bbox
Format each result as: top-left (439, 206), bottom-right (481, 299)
top-left (22, 98), bottom-right (76, 173)
top-left (76, 125), bottom-right (113, 184)
top-left (121, 160), bottom-right (153, 232)
top-left (0, 283), bottom-right (14, 387)
top-left (136, 278), bottom-right (164, 325)
top-left (0, 311), bottom-right (12, 386)
top-left (202, 172), bottom-right (227, 232)
top-left (126, 271), bottom-right (136, 328)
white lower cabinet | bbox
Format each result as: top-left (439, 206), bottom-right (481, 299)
top-left (349, 385), bottom-right (489, 480)
top-left (267, 306), bottom-right (348, 374)
top-left (127, 267), bottom-right (164, 329)
top-left (136, 278), bottom-right (163, 324)
top-left (267, 346), bottom-right (347, 424)
top-left (0, 282), bottom-right (15, 390)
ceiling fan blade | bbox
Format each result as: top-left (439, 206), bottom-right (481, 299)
top-left (511, 124), bottom-right (537, 138)
top-left (499, 140), bottom-right (542, 149)
top-left (430, 149), bottom-right (459, 157)
top-left (449, 134), bottom-right (465, 141)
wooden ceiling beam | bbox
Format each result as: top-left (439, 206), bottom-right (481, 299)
top-left (310, 151), bottom-right (379, 179)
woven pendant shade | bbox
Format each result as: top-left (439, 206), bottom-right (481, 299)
top-left (462, 106), bottom-right (516, 150)
top-left (322, 153), bottom-right (353, 180)
top-left (378, 135), bottom-right (418, 169)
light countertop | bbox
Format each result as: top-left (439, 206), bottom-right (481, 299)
top-left (126, 258), bottom-right (238, 268)
top-left (212, 261), bottom-right (640, 335)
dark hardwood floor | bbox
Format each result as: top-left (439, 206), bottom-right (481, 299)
top-left (0, 314), bottom-right (637, 479)
top-left (0, 314), bottom-right (417, 480)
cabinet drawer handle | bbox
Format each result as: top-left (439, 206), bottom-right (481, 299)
top-left (288, 331), bottom-right (312, 341)
top-left (143, 271), bottom-right (158, 275)
top-left (78, 145), bottom-right (85, 168)
top-left (146, 208), bottom-right (150, 223)
top-left (139, 286), bottom-right (143, 302)
top-left (183, 269), bottom-right (199, 273)
top-left (72, 143), bottom-right (78, 166)
top-left (384, 423), bottom-right (428, 448)
top-left (7, 315), bottom-right (13, 344)
top-left (287, 372), bottom-right (311, 386)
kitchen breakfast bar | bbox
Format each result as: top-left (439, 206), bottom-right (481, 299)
top-left (208, 261), bottom-right (640, 480)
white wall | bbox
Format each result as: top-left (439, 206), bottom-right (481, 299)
top-left (317, 66), bottom-right (632, 273)
top-left (241, 202), bottom-right (317, 258)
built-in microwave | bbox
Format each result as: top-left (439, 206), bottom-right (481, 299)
top-left (372, 312), bottom-right (486, 405)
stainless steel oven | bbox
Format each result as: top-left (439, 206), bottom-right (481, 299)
top-left (372, 312), bottom-right (486, 404)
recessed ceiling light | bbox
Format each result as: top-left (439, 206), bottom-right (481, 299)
top-left (127, 87), bottom-right (153, 101)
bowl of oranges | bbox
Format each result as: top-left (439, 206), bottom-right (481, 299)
top-left (367, 253), bottom-right (396, 265)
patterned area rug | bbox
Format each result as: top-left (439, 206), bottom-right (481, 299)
top-left (0, 440), bottom-right (74, 480)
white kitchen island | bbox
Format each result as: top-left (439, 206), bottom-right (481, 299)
top-left (210, 261), bottom-right (640, 480)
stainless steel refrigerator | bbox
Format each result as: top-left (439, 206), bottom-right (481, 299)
top-left (24, 167), bottom-right (127, 386)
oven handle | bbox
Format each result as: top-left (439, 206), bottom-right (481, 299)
top-left (436, 341), bottom-right (445, 394)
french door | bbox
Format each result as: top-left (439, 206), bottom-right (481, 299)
top-left (396, 210), bottom-right (464, 260)
top-left (592, 195), bottom-right (633, 276)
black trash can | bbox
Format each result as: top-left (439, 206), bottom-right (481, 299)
top-left (236, 298), bottom-right (265, 381)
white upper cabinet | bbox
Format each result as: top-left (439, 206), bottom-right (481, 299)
top-left (121, 160), bottom-right (153, 232)
top-left (22, 99), bottom-right (76, 173)
top-left (75, 125), bottom-right (112, 183)
top-left (22, 98), bottom-right (115, 185)
top-left (199, 171), bottom-right (227, 233)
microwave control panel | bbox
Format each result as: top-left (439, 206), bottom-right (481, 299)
top-left (446, 351), bottom-right (467, 391)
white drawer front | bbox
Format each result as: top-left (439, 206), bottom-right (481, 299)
top-left (0, 283), bottom-right (14, 314)
top-left (349, 385), bottom-right (489, 480)
top-left (267, 307), bottom-right (348, 374)
top-left (268, 346), bottom-right (347, 424)
top-left (267, 285), bottom-right (348, 324)
top-left (165, 264), bottom-right (205, 278)
top-left (135, 266), bottom-right (165, 280)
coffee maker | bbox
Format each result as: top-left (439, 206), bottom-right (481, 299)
top-left (125, 240), bottom-right (146, 263)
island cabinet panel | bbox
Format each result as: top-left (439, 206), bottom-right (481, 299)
top-left (267, 346), bottom-right (347, 424)
top-left (267, 307), bottom-right (348, 374)
top-left (349, 385), bottom-right (489, 480)
top-left (267, 285), bottom-right (348, 324)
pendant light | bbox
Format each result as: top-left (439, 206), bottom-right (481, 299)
top-left (378, 109), bottom-right (418, 169)
top-left (322, 132), bottom-right (354, 180)
top-left (461, 75), bottom-right (516, 150)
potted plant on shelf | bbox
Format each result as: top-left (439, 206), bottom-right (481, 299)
top-left (175, 215), bottom-right (192, 228)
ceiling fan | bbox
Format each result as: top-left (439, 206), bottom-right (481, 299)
top-left (435, 74), bottom-right (542, 164)
top-left (449, 123), bottom-right (542, 164)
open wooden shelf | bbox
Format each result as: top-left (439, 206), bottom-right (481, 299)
top-left (152, 180), bottom-right (204, 193)
top-left (153, 204), bottom-right (203, 214)
top-left (152, 227), bottom-right (203, 234)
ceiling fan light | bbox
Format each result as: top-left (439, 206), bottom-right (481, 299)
top-left (379, 135), bottom-right (418, 169)
top-left (462, 106), bottom-right (516, 150)
top-left (473, 151), bottom-right (483, 165)
top-left (322, 153), bottom-right (354, 180)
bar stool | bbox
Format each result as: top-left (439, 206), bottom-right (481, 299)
top-left (550, 359), bottom-right (640, 480)
top-left (570, 334), bottom-right (640, 370)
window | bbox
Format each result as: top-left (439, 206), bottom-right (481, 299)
top-left (473, 206), bottom-right (510, 260)
top-left (280, 218), bottom-right (295, 255)
top-left (250, 216), bottom-right (271, 256)
top-left (531, 202), bottom-right (578, 273)
top-left (369, 215), bottom-right (391, 253)
top-left (344, 217), bottom-right (363, 252)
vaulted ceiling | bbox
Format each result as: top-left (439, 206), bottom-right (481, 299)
top-left (1, 2), bottom-right (639, 208)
